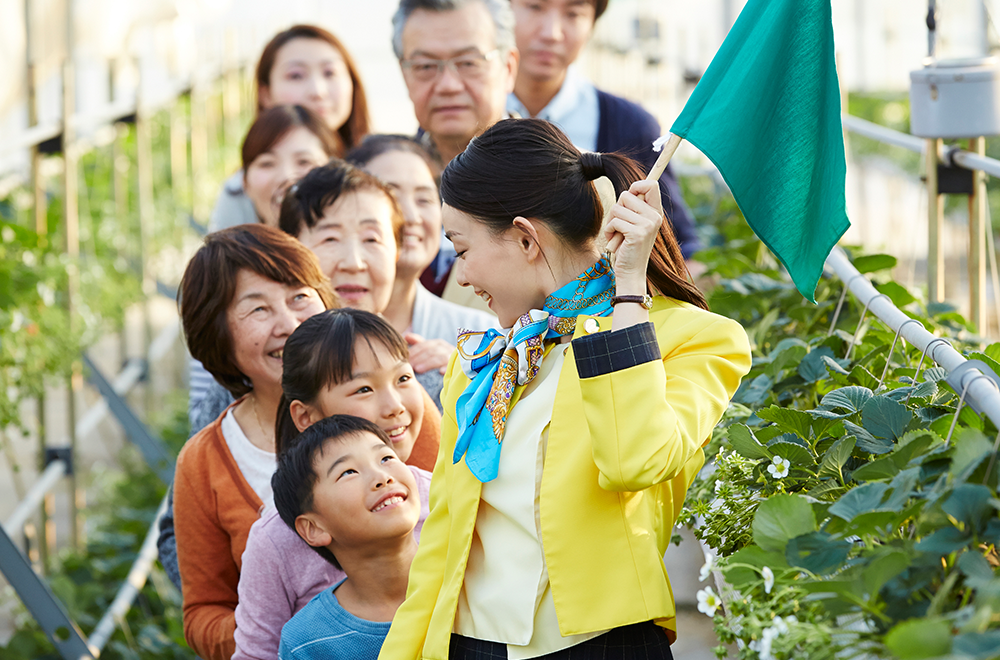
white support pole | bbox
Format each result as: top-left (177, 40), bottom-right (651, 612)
top-left (4, 461), bottom-right (68, 537)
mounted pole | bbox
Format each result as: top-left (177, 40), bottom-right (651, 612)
top-left (62, 0), bottom-right (83, 550)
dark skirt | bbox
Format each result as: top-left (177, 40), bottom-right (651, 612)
top-left (448, 621), bottom-right (675, 660)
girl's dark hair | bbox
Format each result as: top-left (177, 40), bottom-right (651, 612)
top-left (439, 118), bottom-right (707, 309)
top-left (256, 24), bottom-right (370, 151)
top-left (277, 160), bottom-right (404, 247)
top-left (272, 414), bottom-right (391, 569)
top-left (241, 105), bottom-right (340, 173)
top-left (275, 309), bottom-right (410, 455)
top-left (345, 134), bottom-right (442, 183)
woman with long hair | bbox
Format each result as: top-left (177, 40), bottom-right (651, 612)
top-left (380, 118), bottom-right (751, 659)
top-left (210, 25), bottom-right (370, 231)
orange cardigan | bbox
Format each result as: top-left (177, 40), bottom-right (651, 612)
top-left (175, 393), bottom-right (441, 660)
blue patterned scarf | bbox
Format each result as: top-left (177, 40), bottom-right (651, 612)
top-left (453, 257), bottom-right (615, 482)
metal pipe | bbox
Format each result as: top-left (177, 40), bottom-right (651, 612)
top-left (826, 247), bottom-right (1000, 429)
top-left (75, 319), bottom-right (180, 441)
top-left (952, 149), bottom-right (1000, 180)
top-left (841, 114), bottom-right (926, 154)
top-left (4, 460), bottom-right (68, 537)
top-left (87, 494), bottom-right (169, 654)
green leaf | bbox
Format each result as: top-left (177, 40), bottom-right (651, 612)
top-left (876, 280), bottom-right (917, 307)
top-left (727, 424), bottom-right (772, 460)
top-left (822, 386), bottom-right (874, 413)
top-left (922, 366), bottom-right (949, 382)
top-left (851, 456), bottom-right (900, 481)
top-left (828, 482), bottom-right (890, 521)
top-left (942, 484), bottom-right (994, 530)
top-left (984, 342), bottom-right (1000, 364)
top-left (916, 527), bottom-right (971, 555)
top-left (892, 430), bottom-right (941, 468)
top-left (798, 346), bottom-right (835, 383)
top-left (952, 631), bottom-right (1000, 659)
top-left (768, 439), bottom-right (815, 466)
top-left (967, 352), bottom-right (1000, 379)
top-left (844, 420), bottom-right (894, 454)
top-left (885, 619), bottom-right (952, 659)
top-left (753, 494), bottom-right (818, 553)
top-left (733, 373), bottom-right (773, 406)
top-left (957, 551), bottom-right (995, 589)
top-left (882, 468), bottom-right (921, 512)
top-left (950, 429), bottom-right (993, 480)
top-left (822, 355), bottom-right (850, 376)
top-left (818, 436), bottom-right (855, 482)
top-left (861, 396), bottom-right (912, 440)
top-left (853, 253), bottom-right (898, 274)
top-left (847, 364), bottom-right (880, 389)
top-left (756, 405), bottom-right (813, 440)
top-left (785, 531), bottom-right (851, 575)
top-left (766, 344), bottom-right (808, 381)
top-left (722, 546), bottom-right (789, 586)
top-left (807, 479), bottom-right (848, 501)
top-left (862, 549), bottom-right (911, 596)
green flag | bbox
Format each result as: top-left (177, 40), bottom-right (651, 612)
top-left (670, 0), bottom-right (849, 302)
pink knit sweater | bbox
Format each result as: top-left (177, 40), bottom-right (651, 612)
top-left (231, 466), bottom-right (432, 660)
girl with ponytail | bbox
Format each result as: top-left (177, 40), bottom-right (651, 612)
top-left (381, 118), bottom-right (752, 660)
top-left (232, 309), bottom-right (440, 660)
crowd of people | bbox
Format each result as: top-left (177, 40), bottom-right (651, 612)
top-left (156, 1), bottom-right (752, 659)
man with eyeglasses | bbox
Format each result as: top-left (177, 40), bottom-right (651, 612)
top-left (393, 0), bottom-right (520, 167)
top-left (508, 0), bottom-right (702, 262)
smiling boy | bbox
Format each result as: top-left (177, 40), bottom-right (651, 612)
top-left (272, 415), bottom-right (422, 660)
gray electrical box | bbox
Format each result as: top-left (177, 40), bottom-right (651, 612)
top-left (909, 57), bottom-right (1000, 138)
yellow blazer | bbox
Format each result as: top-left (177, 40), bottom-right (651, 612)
top-left (380, 297), bottom-right (751, 660)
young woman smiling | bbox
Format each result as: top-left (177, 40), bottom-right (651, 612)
top-left (380, 118), bottom-right (751, 660)
top-left (210, 25), bottom-right (370, 231)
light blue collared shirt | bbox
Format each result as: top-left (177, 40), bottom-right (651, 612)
top-left (507, 66), bottom-right (600, 152)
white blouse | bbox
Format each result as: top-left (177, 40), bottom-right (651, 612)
top-left (454, 346), bottom-right (606, 658)
top-left (220, 408), bottom-right (276, 510)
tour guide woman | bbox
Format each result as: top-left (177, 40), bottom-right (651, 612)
top-left (379, 118), bottom-right (751, 660)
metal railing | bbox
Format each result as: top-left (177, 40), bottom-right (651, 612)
top-left (1, 19), bottom-right (251, 658)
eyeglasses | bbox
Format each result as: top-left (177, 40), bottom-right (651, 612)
top-left (401, 49), bottom-right (501, 83)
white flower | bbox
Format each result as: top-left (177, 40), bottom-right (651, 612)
top-left (714, 479), bottom-right (724, 494)
top-left (696, 586), bottom-right (721, 617)
top-left (762, 566), bottom-right (775, 594)
top-left (767, 456), bottom-right (790, 479)
top-left (772, 614), bottom-right (797, 635)
top-left (757, 627), bottom-right (777, 660)
top-left (772, 615), bottom-right (788, 635)
top-left (699, 551), bottom-right (715, 582)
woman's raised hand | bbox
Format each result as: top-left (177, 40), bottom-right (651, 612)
top-left (602, 180), bottom-right (663, 296)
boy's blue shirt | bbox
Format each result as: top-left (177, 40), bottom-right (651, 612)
top-left (278, 578), bottom-right (391, 660)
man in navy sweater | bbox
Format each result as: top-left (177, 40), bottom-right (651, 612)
top-left (507, 0), bottom-right (703, 261)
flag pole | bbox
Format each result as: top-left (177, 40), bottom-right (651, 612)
top-left (646, 133), bottom-right (683, 182)
top-left (606, 133), bottom-right (683, 254)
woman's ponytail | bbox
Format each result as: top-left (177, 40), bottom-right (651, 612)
top-left (441, 119), bottom-right (707, 310)
top-left (599, 152), bottom-right (708, 311)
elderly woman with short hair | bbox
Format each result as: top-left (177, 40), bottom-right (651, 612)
top-left (171, 224), bottom-right (440, 660)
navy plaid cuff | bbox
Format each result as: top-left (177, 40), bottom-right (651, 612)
top-left (572, 322), bottom-right (660, 379)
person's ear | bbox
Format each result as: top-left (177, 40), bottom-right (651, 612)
top-left (504, 48), bottom-right (520, 93)
top-left (290, 399), bottom-right (324, 432)
top-left (258, 85), bottom-right (273, 110)
top-left (295, 514), bottom-right (333, 549)
top-left (511, 216), bottom-right (542, 262)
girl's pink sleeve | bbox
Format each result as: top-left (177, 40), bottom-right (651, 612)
top-left (233, 518), bottom-right (293, 660)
